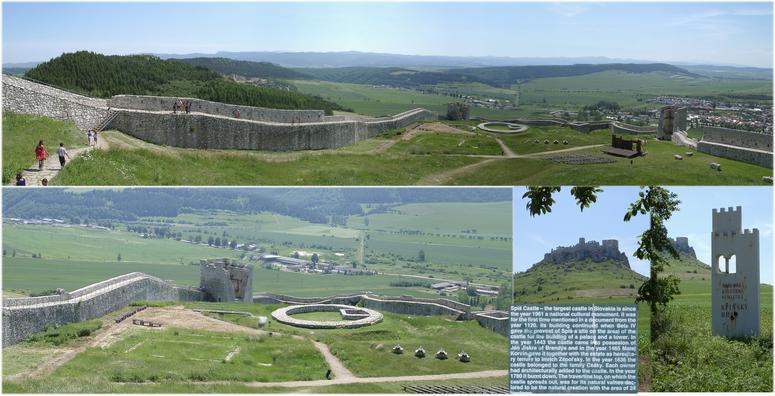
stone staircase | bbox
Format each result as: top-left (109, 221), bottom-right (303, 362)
top-left (94, 110), bottom-right (118, 132)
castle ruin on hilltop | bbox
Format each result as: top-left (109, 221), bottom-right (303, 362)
top-left (673, 236), bottom-right (697, 258)
top-left (542, 237), bottom-right (630, 268)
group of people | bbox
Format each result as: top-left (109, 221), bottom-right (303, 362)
top-left (173, 99), bottom-right (192, 114)
top-left (15, 140), bottom-right (71, 186)
top-left (87, 129), bottom-right (99, 146)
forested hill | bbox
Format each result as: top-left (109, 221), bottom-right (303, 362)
top-left (297, 63), bottom-right (699, 88)
top-left (23, 51), bottom-right (349, 114)
top-left (3, 188), bottom-right (511, 225)
top-left (175, 57), bottom-right (310, 80)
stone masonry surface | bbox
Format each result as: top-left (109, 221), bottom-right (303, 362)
top-left (2, 75), bottom-right (436, 151)
top-left (2, 75), bottom-right (108, 130)
top-left (2, 272), bottom-right (201, 346)
top-left (697, 127), bottom-right (773, 169)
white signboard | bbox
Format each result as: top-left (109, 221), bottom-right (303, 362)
top-left (711, 206), bottom-right (759, 338)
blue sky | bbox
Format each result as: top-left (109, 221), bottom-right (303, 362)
top-left (3, 2), bottom-right (773, 67)
top-left (513, 186), bottom-right (773, 284)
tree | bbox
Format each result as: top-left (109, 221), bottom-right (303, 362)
top-left (311, 253), bottom-right (319, 268)
top-left (417, 249), bottom-right (426, 262)
top-left (626, 187), bottom-right (682, 316)
top-left (117, 253), bottom-right (122, 262)
top-left (208, 236), bottom-right (214, 246)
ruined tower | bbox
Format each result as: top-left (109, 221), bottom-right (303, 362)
top-left (711, 207), bottom-right (759, 337)
top-left (199, 258), bottom-right (254, 302)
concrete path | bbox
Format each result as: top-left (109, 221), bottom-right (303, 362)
top-left (10, 146), bottom-right (91, 186)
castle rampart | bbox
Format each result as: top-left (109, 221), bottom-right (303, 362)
top-left (2, 74), bottom-right (109, 130)
top-left (2, 74), bottom-right (435, 151)
top-left (2, 273), bottom-right (201, 346)
top-left (697, 126), bottom-right (772, 169)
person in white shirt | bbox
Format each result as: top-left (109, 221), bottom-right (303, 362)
top-left (57, 143), bottom-right (71, 168)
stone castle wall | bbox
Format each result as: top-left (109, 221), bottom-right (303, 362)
top-left (2, 273), bottom-right (202, 346)
top-left (543, 237), bottom-right (629, 267)
top-left (253, 292), bottom-right (471, 318)
top-left (2, 74), bottom-right (435, 151)
top-left (700, 127), bottom-right (773, 152)
top-left (697, 127), bottom-right (772, 169)
top-left (106, 107), bottom-right (433, 151)
top-left (2, 74), bottom-right (109, 130)
top-left (610, 122), bottom-right (656, 136)
top-left (109, 95), bottom-right (325, 123)
top-left (474, 311), bottom-right (509, 337)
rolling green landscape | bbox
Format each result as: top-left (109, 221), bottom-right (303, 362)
top-left (650, 254), bottom-right (773, 392)
top-left (3, 189), bottom-right (512, 301)
top-left (3, 301), bottom-right (507, 393)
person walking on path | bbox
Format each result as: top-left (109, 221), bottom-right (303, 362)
top-left (57, 143), bottom-right (71, 168)
top-left (35, 140), bottom-right (48, 171)
top-left (15, 173), bottom-right (26, 186)
top-left (93, 130), bottom-right (99, 146)
top-left (87, 129), bottom-right (95, 146)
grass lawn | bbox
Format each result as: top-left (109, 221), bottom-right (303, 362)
top-left (2, 112), bottom-right (88, 184)
top-left (449, 141), bottom-right (772, 185)
top-left (53, 138), bottom-right (480, 186)
top-left (196, 302), bottom-right (508, 378)
top-left (495, 126), bottom-right (611, 155)
top-left (388, 133), bottom-right (502, 156)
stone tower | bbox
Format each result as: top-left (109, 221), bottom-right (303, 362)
top-left (657, 106), bottom-right (688, 140)
top-left (199, 258), bottom-right (254, 303)
top-left (711, 207), bottom-right (759, 337)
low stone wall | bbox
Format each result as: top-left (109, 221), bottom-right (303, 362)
top-left (109, 95), bottom-right (326, 124)
top-left (271, 304), bottom-right (383, 329)
top-left (2, 74), bottom-right (109, 130)
top-left (106, 107), bottom-right (434, 151)
top-left (360, 295), bottom-right (469, 318)
top-left (474, 311), bottom-right (509, 337)
top-left (2, 273), bottom-right (201, 346)
top-left (610, 122), bottom-right (656, 136)
top-left (697, 141), bottom-right (772, 169)
top-left (699, 126), bottom-right (773, 152)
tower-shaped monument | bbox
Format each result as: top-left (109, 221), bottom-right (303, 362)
top-left (711, 206), bottom-right (759, 337)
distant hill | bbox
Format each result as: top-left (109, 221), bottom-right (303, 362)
top-left (514, 237), bottom-right (646, 303)
top-left (453, 63), bottom-right (702, 87)
top-left (23, 51), bottom-right (349, 114)
top-left (295, 63), bottom-right (700, 88)
top-left (683, 65), bottom-right (773, 80)
top-left (156, 50), bottom-right (666, 68)
top-left (3, 188), bottom-right (511, 226)
top-left (174, 57), bottom-right (311, 80)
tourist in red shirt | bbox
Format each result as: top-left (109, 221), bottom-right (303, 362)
top-left (35, 140), bottom-right (48, 171)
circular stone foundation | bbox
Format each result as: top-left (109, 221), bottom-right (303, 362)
top-left (271, 304), bottom-right (383, 329)
top-left (477, 122), bottom-right (528, 134)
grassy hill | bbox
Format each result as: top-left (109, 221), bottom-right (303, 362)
top-left (175, 57), bottom-right (310, 80)
top-left (295, 63), bottom-right (697, 88)
top-left (514, 258), bottom-right (646, 304)
top-left (24, 51), bottom-right (348, 114)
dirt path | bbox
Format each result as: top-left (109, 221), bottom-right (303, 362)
top-left (312, 341), bottom-right (355, 380)
top-left (415, 158), bottom-right (500, 185)
top-left (493, 136), bottom-right (516, 157)
top-left (183, 369), bottom-right (508, 388)
top-left (373, 122), bottom-right (477, 154)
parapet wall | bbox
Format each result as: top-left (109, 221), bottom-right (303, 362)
top-left (2, 74), bottom-right (109, 130)
top-left (474, 311), bottom-right (509, 337)
top-left (700, 127), bottom-right (773, 152)
top-left (107, 107), bottom-right (434, 151)
top-left (2, 273), bottom-right (202, 346)
top-left (697, 127), bottom-right (773, 169)
top-left (109, 95), bottom-right (325, 124)
top-left (253, 292), bottom-right (471, 318)
top-left (610, 122), bottom-right (656, 136)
